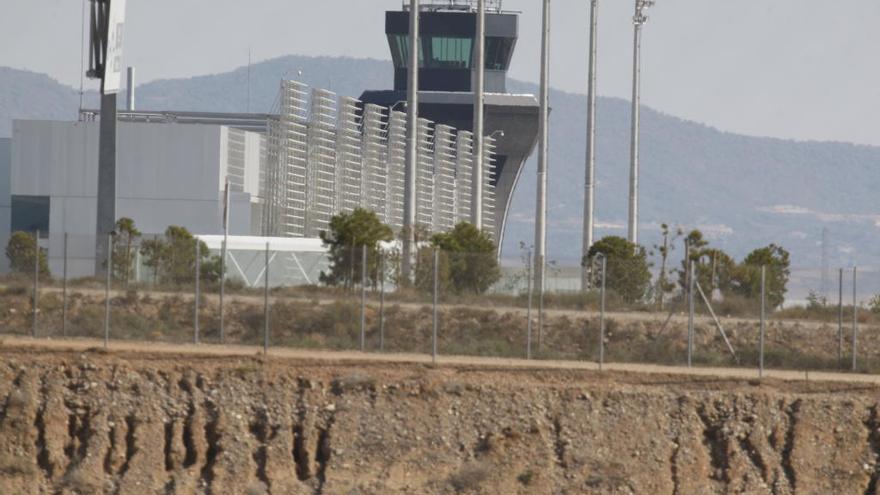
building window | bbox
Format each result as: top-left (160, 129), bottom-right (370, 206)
top-left (485, 37), bottom-right (514, 71)
top-left (427, 36), bottom-right (473, 69)
top-left (389, 35), bottom-right (513, 71)
top-left (11, 195), bottom-right (49, 234)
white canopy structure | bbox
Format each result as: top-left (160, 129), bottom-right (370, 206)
top-left (197, 235), bottom-right (329, 287)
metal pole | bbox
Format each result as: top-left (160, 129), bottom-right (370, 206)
top-left (526, 250), bottom-right (533, 360)
top-left (599, 255), bottom-right (607, 371)
top-left (360, 244), bottom-right (367, 352)
top-left (695, 281), bottom-right (738, 362)
top-left (264, 242), bottom-right (270, 354)
top-left (402, 0), bottom-right (420, 281)
top-left (379, 250), bottom-right (386, 352)
top-left (852, 266), bottom-right (858, 372)
top-left (32, 230), bottom-right (39, 339)
top-left (759, 265), bottom-right (766, 378)
top-left (62, 232), bottom-right (68, 338)
top-left (687, 260), bottom-right (695, 367)
top-left (194, 240), bottom-right (201, 345)
top-left (126, 66), bottom-right (136, 111)
top-left (104, 234), bottom-right (112, 349)
top-left (628, 0), bottom-right (652, 245)
top-left (534, 0), bottom-right (551, 353)
top-left (472, 0), bottom-right (486, 229)
top-left (95, 92), bottom-right (117, 276)
top-left (582, 0), bottom-right (599, 291)
top-left (838, 267), bottom-right (844, 366)
top-left (350, 244), bottom-right (355, 291)
top-left (219, 178), bottom-right (230, 344)
top-left (219, 239), bottom-right (226, 343)
top-left (432, 248), bottom-right (439, 364)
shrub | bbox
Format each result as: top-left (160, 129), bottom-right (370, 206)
top-left (5, 231), bottom-right (49, 276)
top-left (449, 463), bottom-right (490, 492)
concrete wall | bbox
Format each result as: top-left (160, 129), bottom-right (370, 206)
top-left (10, 120), bottom-right (263, 277)
top-left (0, 138), bottom-right (10, 273)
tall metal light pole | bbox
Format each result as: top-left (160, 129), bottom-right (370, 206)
top-left (402, 0), bottom-right (420, 280)
top-left (627, 0), bottom-right (654, 246)
top-left (534, 0), bottom-right (551, 339)
top-left (87, 0), bottom-right (128, 276)
top-left (581, 0), bottom-right (599, 291)
top-left (472, 0), bottom-right (486, 229)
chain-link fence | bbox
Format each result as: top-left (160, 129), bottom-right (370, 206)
top-left (2, 233), bottom-right (879, 377)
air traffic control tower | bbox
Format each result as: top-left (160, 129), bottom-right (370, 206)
top-left (360, 0), bottom-right (539, 245)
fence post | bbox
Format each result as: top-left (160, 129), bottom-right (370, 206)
top-left (759, 265), bottom-right (766, 378)
top-left (360, 244), bottom-right (367, 352)
top-left (432, 248), bottom-right (439, 364)
top-left (349, 244), bottom-right (355, 291)
top-left (687, 260), bottom-right (695, 368)
top-left (104, 234), bottom-right (112, 348)
top-left (32, 230), bottom-right (39, 339)
top-left (538, 256), bottom-right (544, 354)
top-left (135, 248), bottom-right (141, 283)
top-left (62, 232), bottom-right (68, 338)
top-left (838, 267), bottom-right (844, 367)
top-left (219, 239), bottom-right (226, 344)
top-left (194, 240), bottom-right (201, 345)
top-left (526, 250), bottom-right (533, 360)
top-left (852, 266), bottom-right (858, 372)
top-left (264, 242), bottom-right (270, 355)
top-left (599, 255), bottom-right (606, 371)
top-left (379, 249), bottom-right (385, 352)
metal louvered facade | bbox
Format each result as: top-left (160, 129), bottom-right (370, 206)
top-left (264, 80), bottom-right (499, 240)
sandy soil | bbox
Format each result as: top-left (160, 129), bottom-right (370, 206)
top-left (2, 338), bottom-right (880, 494)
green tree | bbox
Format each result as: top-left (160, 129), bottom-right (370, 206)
top-left (585, 236), bottom-right (651, 303)
top-left (430, 222), bottom-right (500, 294)
top-left (869, 295), bottom-right (880, 315)
top-left (5, 231), bottom-right (49, 276)
top-left (112, 217), bottom-right (141, 285)
top-left (139, 226), bottom-right (217, 285)
top-left (319, 208), bottom-right (394, 288)
top-left (651, 223), bottom-right (683, 306)
top-left (414, 246), bottom-right (452, 294)
top-left (675, 230), bottom-right (736, 295)
top-left (732, 244), bottom-right (791, 309)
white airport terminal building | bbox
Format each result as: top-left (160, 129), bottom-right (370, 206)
top-left (0, 80), bottom-right (508, 284)
top-left (0, 118), bottom-right (266, 278)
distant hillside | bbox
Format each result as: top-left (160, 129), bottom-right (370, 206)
top-left (0, 67), bottom-right (84, 136)
top-left (2, 57), bottom-right (879, 299)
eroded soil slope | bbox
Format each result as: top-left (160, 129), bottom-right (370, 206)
top-left (1, 347), bottom-right (879, 494)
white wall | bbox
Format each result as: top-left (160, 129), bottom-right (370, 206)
top-left (11, 120), bottom-right (263, 277)
top-left (0, 138), bottom-right (10, 273)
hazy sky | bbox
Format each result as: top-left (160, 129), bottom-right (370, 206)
top-left (2, 0), bottom-right (879, 145)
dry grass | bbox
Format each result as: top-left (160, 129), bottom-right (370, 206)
top-left (0, 454), bottom-right (35, 477)
top-left (449, 462), bottom-right (490, 492)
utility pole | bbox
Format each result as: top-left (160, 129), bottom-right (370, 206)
top-left (87, 0), bottom-right (128, 276)
top-left (472, 0), bottom-right (486, 230)
top-left (582, 0), bottom-right (599, 292)
top-left (402, 0), bottom-right (420, 281)
top-left (627, 0), bottom-right (654, 246)
top-left (534, 0), bottom-right (551, 340)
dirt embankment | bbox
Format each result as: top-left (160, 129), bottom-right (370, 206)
top-left (1, 347), bottom-right (880, 494)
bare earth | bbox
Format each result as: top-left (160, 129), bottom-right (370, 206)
top-left (1, 336), bottom-right (880, 494)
